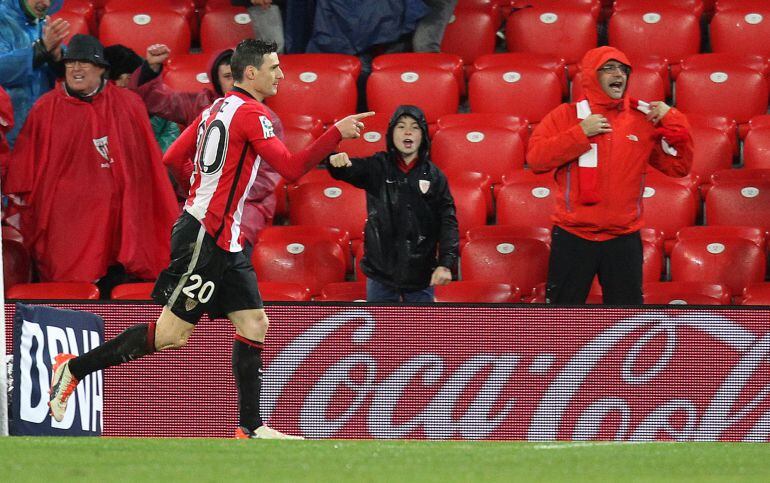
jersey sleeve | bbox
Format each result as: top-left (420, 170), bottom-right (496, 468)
top-left (240, 107), bottom-right (342, 182)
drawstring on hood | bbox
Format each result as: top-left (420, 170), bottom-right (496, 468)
top-left (386, 104), bottom-right (430, 163)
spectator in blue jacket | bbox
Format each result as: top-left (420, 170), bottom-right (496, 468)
top-left (0, 0), bottom-right (69, 146)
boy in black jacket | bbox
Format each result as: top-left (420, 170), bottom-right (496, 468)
top-left (327, 105), bottom-right (459, 302)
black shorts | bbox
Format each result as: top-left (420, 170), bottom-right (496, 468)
top-left (152, 212), bottom-right (263, 324)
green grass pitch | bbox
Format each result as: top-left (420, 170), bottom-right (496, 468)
top-left (3, 438), bottom-right (770, 482)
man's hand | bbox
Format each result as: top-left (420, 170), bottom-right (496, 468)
top-left (580, 114), bottom-right (612, 137)
top-left (41, 17), bottom-right (69, 61)
top-left (646, 101), bottom-right (671, 124)
top-left (335, 111), bottom-right (375, 139)
top-left (146, 44), bottom-right (171, 73)
top-left (430, 266), bottom-right (452, 286)
top-left (329, 153), bottom-right (352, 168)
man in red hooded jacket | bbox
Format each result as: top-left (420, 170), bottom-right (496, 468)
top-left (0, 85), bottom-right (13, 176)
top-left (527, 46), bottom-right (694, 304)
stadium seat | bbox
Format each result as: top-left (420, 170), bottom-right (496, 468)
top-left (608, 8), bottom-right (700, 66)
top-left (2, 238), bottom-right (31, 291)
top-left (495, 175), bottom-right (557, 229)
top-left (688, 114), bottom-right (739, 157)
top-left (51, 10), bottom-right (90, 43)
top-left (460, 236), bottom-right (550, 298)
top-left (446, 175), bottom-right (488, 239)
top-left (465, 225), bottom-right (552, 247)
top-left (469, 57), bottom-right (563, 123)
top-left (642, 237), bottom-right (665, 283)
top-left (367, 65), bottom-right (460, 125)
top-left (471, 52), bottom-right (569, 96)
top-left (288, 181), bottom-right (367, 241)
top-left (6, 282), bottom-right (100, 300)
top-left (163, 54), bottom-right (212, 94)
top-left (336, 112), bottom-right (390, 159)
top-left (709, 168), bottom-right (770, 186)
top-left (711, 3), bottom-right (770, 58)
top-left (504, 6), bottom-right (598, 73)
top-left (445, 171), bottom-right (494, 217)
top-left (258, 281), bottom-right (312, 302)
top-left (674, 54), bottom-right (769, 127)
top-left (251, 238), bottom-right (346, 296)
top-left (257, 225), bottom-right (352, 272)
top-left (441, 4), bottom-right (499, 67)
top-left (744, 116), bottom-right (770, 170)
top-left (99, 10), bottom-right (191, 59)
top-left (643, 281), bottom-right (731, 305)
top-left (676, 225), bottom-right (767, 251)
top-left (279, 113), bottom-right (325, 138)
top-left (705, 179), bottom-right (770, 233)
top-left (436, 113), bottom-right (530, 148)
top-left (199, 7), bottom-right (255, 54)
top-left (292, 168), bottom-right (336, 187)
top-left (282, 127), bottom-right (315, 154)
top-left (371, 53), bottom-right (465, 96)
top-left (431, 125), bottom-right (525, 185)
top-left (110, 282), bottom-right (155, 300)
top-left (670, 237), bottom-right (766, 297)
top-left (740, 283), bottom-right (770, 305)
top-left (315, 281), bottom-right (367, 302)
top-left (612, 0), bottom-right (703, 17)
top-left (434, 281), bottom-right (520, 303)
top-left (57, 0), bottom-right (96, 33)
top-left (687, 124), bottom-right (734, 184)
top-left (642, 175), bottom-right (698, 253)
top-left (265, 54), bottom-right (361, 125)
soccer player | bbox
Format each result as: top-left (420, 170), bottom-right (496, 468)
top-left (48, 39), bottom-right (373, 439)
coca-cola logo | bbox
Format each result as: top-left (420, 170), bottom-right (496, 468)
top-left (262, 308), bottom-right (770, 441)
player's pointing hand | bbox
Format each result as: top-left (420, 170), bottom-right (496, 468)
top-left (335, 111), bottom-right (376, 139)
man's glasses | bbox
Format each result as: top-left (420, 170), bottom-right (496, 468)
top-left (598, 64), bottom-right (630, 75)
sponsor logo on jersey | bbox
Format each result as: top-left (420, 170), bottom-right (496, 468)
top-left (259, 116), bottom-right (275, 139)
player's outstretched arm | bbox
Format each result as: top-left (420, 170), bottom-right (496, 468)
top-left (334, 111), bottom-right (375, 139)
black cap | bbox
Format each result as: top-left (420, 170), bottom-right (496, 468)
top-left (63, 34), bottom-right (109, 67)
top-left (103, 45), bottom-right (142, 80)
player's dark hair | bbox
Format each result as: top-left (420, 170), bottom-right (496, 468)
top-left (230, 39), bottom-right (278, 82)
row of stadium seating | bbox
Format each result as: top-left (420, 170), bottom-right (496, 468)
top-left (54, 0), bottom-right (770, 66)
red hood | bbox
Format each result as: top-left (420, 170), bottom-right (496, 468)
top-left (579, 46), bottom-right (633, 111)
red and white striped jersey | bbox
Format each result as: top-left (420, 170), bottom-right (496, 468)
top-left (171, 88), bottom-right (341, 252)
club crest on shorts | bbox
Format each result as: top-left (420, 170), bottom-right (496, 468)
top-left (419, 179), bottom-right (431, 194)
top-left (185, 297), bottom-right (198, 312)
top-left (259, 115), bottom-right (275, 139)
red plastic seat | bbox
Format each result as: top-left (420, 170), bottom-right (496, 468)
top-left (251, 238), bottom-right (346, 296)
top-left (688, 114), bottom-right (739, 156)
top-left (7, 282), bottom-right (100, 300)
top-left (471, 52), bottom-right (569, 96)
top-left (495, 176), bottom-right (557, 229)
top-left (441, 5), bottom-right (499, 67)
top-left (367, 66), bottom-right (460, 125)
top-left (446, 175), bottom-right (488, 239)
top-left (643, 281), bottom-right (731, 305)
top-left (292, 168), bottom-right (336, 187)
top-left (705, 179), bottom-right (770, 233)
top-left (58, 0), bottom-right (96, 33)
top-left (709, 168), bottom-right (770, 185)
top-left (460, 236), bottom-right (550, 297)
top-left (199, 7), bottom-right (255, 53)
top-left (336, 112), bottom-right (390, 159)
top-left (288, 181), bottom-right (367, 241)
top-left (437, 113), bottom-right (530, 148)
top-left (469, 58), bottom-right (562, 123)
top-left (711, 4), bottom-right (770, 58)
top-left (371, 53), bottom-right (465, 96)
top-left (434, 281), bottom-right (520, 303)
top-left (744, 116), bottom-right (770, 170)
top-left (612, 0), bottom-right (704, 17)
top-left (642, 176), bottom-right (698, 253)
top-left (110, 282), bottom-right (155, 300)
top-left (608, 8), bottom-right (700, 65)
top-left (257, 225), bottom-right (352, 272)
top-left (315, 281), bottom-right (367, 302)
top-left (670, 237), bottom-right (766, 296)
top-left (431, 125), bottom-right (525, 185)
top-left (643, 236), bottom-right (666, 283)
top-left (674, 54), bottom-right (769, 126)
top-left (99, 10), bottom-right (191, 58)
top-left (688, 124), bottom-right (734, 184)
top-left (51, 10), bottom-right (90, 44)
top-left (505, 6), bottom-right (598, 72)
top-left (258, 281), bottom-right (312, 301)
top-left (265, 54), bottom-right (361, 125)
top-left (465, 225), bottom-right (552, 247)
top-left (163, 54), bottom-right (212, 94)
top-left (741, 283), bottom-right (770, 305)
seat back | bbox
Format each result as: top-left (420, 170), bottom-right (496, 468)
top-left (434, 281), bottom-right (520, 303)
